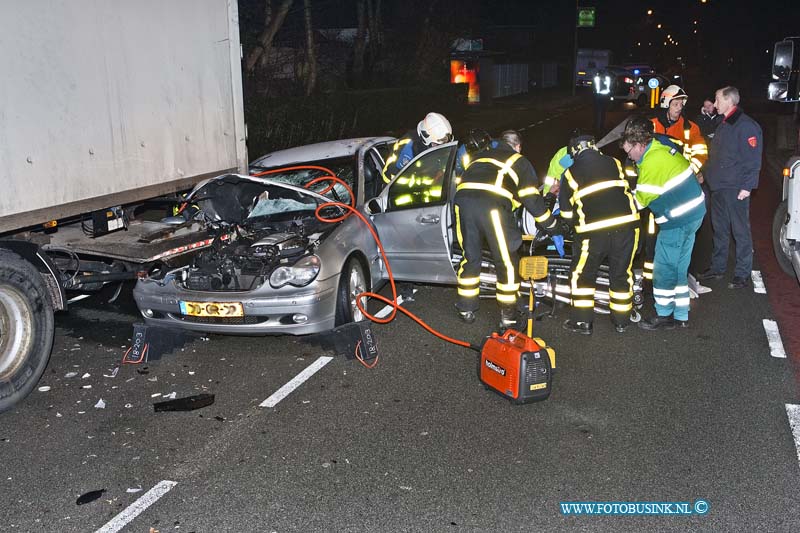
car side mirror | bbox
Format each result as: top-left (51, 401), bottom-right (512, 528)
top-left (365, 197), bottom-right (384, 215)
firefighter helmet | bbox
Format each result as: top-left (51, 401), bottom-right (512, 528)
top-left (660, 85), bottom-right (688, 108)
top-left (418, 112), bottom-right (453, 146)
top-left (465, 128), bottom-right (492, 154)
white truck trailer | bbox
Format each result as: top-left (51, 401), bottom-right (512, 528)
top-left (0, 0), bottom-right (247, 411)
top-left (769, 37), bottom-right (800, 283)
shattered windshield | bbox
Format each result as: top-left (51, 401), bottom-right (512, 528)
top-left (247, 192), bottom-right (317, 219)
top-left (253, 157), bottom-right (357, 206)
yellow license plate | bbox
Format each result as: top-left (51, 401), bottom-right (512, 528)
top-left (179, 301), bottom-right (244, 317)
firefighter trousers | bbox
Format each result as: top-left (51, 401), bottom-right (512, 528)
top-left (570, 226), bottom-right (640, 325)
top-left (454, 193), bottom-right (521, 313)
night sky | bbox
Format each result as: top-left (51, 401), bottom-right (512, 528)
top-left (238, 0), bottom-right (800, 96)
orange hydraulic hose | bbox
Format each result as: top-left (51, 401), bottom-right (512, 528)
top-left (249, 165), bottom-right (477, 361)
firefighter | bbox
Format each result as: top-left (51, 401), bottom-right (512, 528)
top-left (455, 128), bottom-right (496, 176)
top-left (558, 133), bottom-right (641, 334)
top-left (454, 130), bottom-right (563, 329)
top-left (641, 85), bottom-right (709, 285)
top-left (382, 112), bottom-right (453, 183)
top-left (621, 116), bottom-right (706, 330)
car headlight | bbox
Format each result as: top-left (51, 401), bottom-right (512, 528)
top-left (269, 255), bottom-right (321, 288)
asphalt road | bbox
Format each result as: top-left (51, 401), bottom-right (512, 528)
top-left (2, 97), bottom-right (799, 532)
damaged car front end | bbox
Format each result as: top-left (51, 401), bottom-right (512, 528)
top-left (133, 170), bottom-right (382, 335)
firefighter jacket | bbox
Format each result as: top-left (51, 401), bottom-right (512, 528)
top-left (704, 107), bottom-right (762, 192)
top-left (650, 114), bottom-right (707, 174)
top-left (558, 148), bottom-right (640, 234)
top-left (382, 130), bottom-right (428, 183)
top-left (455, 142), bottom-right (556, 229)
top-left (633, 138), bottom-right (706, 230)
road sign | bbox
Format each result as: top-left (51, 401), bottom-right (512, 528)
top-left (648, 77), bottom-right (660, 89)
top-left (577, 7), bottom-right (596, 28)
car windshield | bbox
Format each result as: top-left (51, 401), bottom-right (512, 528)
top-left (253, 156), bottom-right (357, 206)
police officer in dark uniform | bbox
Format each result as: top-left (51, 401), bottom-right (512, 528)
top-left (559, 133), bottom-right (641, 334)
top-left (454, 130), bottom-right (562, 329)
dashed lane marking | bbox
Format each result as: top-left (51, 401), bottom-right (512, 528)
top-left (95, 480), bottom-right (177, 533)
top-left (259, 356), bottom-right (334, 408)
top-left (751, 271), bottom-right (767, 294)
top-left (785, 405), bottom-right (800, 468)
top-left (763, 319), bottom-right (787, 358)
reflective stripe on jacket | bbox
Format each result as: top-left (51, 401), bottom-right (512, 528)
top-left (455, 142), bottom-right (554, 227)
top-left (651, 115), bottom-right (708, 174)
top-left (558, 149), bottom-right (639, 234)
top-left (634, 138), bottom-right (706, 229)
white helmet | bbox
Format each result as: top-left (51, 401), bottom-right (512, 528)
top-left (660, 85), bottom-right (688, 108)
top-left (417, 112), bottom-right (453, 146)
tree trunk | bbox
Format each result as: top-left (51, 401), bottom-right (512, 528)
top-left (413, 0), bottom-right (440, 82)
top-left (352, 0), bottom-right (367, 85)
top-left (245, 0), bottom-right (293, 74)
top-left (303, 0), bottom-right (317, 96)
top-left (366, 0), bottom-right (383, 63)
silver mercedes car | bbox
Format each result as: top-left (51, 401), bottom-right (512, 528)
top-left (133, 137), bottom-right (641, 335)
top-left (132, 136), bottom-right (466, 335)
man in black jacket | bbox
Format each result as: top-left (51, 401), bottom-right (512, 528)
top-left (697, 86), bottom-right (763, 289)
top-left (695, 98), bottom-right (723, 142)
top-left (559, 133), bottom-right (640, 334)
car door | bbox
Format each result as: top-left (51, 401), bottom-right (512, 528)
top-left (370, 142), bottom-right (458, 284)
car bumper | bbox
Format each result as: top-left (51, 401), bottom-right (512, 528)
top-left (132, 275), bottom-right (340, 336)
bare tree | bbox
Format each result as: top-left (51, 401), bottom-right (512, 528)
top-left (352, 0), bottom-right (367, 85)
top-left (303, 0), bottom-right (317, 95)
top-left (245, 0), bottom-right (294, 74)
top-left (366, 0), bottom-right (383, 58)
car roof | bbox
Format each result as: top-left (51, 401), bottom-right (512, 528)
top-left (250, 137), bottom-right (395, 168)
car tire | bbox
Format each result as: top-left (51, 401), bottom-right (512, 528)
top-left (0, 249), bottom-right (55, 413)
top-left (773, 200), bottom-right (797, 278)
top-left (335, 256), bottom-right (369, 326)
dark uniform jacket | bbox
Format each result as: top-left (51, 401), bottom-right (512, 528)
top-left (704, 107), bottom-right (762, 192)
top-left (455, 141), bottom-right (555, 228)
top-left (695, 111), bottom-right (723, 140)
top-left (559, 149), bottom-right (640, 234)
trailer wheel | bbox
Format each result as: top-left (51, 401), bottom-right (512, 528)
top-left (0, 250), bottom-right (55, 413)
top-left (772, 201), bottom-right (797, 278)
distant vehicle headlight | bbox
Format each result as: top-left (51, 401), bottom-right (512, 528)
top-left (270, 255), bottom-right (321, 288)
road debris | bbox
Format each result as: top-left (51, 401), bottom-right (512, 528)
top-left (76, 489), bottom-right (105, 505)
top-left (94, 399), bottom-right (106, 409)
top-left (153, 393), bottom-right (215, 412)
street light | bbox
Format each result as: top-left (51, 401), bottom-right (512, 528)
top-left (647, 9), bottom-right (653, 15)
top-left (657, 23), bottom-right (662, 29)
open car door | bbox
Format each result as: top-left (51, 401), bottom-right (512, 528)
top-left (369, 142), bottom-right (458, 284)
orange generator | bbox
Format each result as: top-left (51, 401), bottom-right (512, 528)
top-left (479, 329), bottom-right (554, 403)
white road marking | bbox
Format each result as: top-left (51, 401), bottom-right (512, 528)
top-left (260, 356), bottom-right (334, 408)
top-left (763, 319), bottom-right (787, 358)
top-left (95, 480), bottom-right (177, 533)
top-left (528, 123), bottom-right (537, 128)
top-left (68, 294), bottom-right (90, 304)
top-left (751, 271), bottom-right (766, 294)
top-left (374, 289), bottom-right (417, 319)
top-left (785, 405), bottom-right (800, 468)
